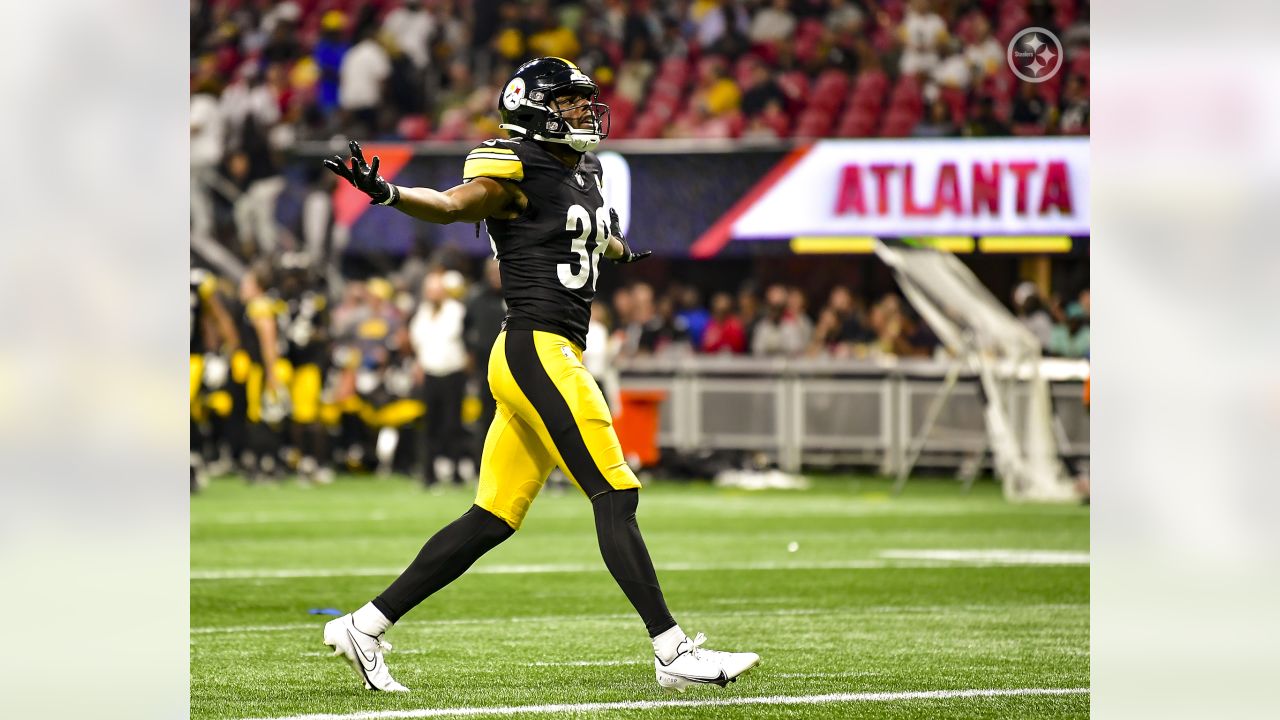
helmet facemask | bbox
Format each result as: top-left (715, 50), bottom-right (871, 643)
top-left (542, 88), bottom-right (611, 152)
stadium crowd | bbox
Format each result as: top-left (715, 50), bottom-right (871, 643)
top-left (190, 0), bottom-right (1090, 486)
top-left (191, 0), bottom-right (1090, 146)
top-left (190, 250), bottom-right (1088, 485)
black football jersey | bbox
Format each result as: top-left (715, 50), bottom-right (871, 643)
top-left (190, 270), bottom-right (216, 354)
top-left (464, 138), bottom-right (609, 350)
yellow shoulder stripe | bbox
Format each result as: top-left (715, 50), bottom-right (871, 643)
top-left (463, 157), bottom-right (524, 181)
top-left (469, 146), bottom-right (515, 156)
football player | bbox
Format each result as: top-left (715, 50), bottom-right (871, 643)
top-left (191, 268), bottom-right (239, 492)
top-left (238, 261), bottom-right (287, 481)
top-left (321, 57), bottom-right (759, 693)
top-left (280, 260), bottom-right (333, 483)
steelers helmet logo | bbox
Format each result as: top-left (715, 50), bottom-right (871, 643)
top-left (502, 77), bottom-right (527, 111)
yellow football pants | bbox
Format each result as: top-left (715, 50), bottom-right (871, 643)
top-left (290, 363), bottom-right (323, 424)
top-left (475, 330), bottom-right (640, 529)
top-left (190, 354), bottom-right (204, 407)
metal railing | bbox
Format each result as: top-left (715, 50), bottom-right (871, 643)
top-left (617, 355), bottom-right (1089, 474)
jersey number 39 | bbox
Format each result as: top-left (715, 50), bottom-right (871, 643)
top-left (558, 204), bottom-right (609, 292)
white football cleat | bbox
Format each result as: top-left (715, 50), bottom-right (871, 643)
top-left (322, 614), bottom-right (410, 692)
top-left (654, 632), bottom-right (760, 692)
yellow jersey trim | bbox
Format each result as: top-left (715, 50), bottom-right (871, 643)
top-left (463, 157), bottom-right (525, 182)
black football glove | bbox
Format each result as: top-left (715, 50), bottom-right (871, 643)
top-left (323, 140), bottom-right (399, 206)
top-left (608, 208), bottom-right (651, 264)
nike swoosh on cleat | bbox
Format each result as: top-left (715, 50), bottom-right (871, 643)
top-left (347, 630), bottom-right (378, 671)
top-left (662, 669), bottom-right (730, 686)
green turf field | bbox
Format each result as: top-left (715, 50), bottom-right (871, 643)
top-left (191, 475), bottom-right (1089, 719)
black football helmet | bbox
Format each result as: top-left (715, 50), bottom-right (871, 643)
top-left (497, 57), bottom-right (610, 153)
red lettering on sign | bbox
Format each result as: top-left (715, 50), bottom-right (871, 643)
top-left (972, 162), bottom-right (1000, 215)
top-left (933, 162), bottom-right (961, 215)
top-left (870, 164), bottom-right (895, 215)
top-left (834, 164), bottom-right (866, 215)
top-left (903, 164), bottom-right (930, 216)
top-left (1008, 161), bottom-right (1037, 215)
top-left (1039, 160), bottom-right (1073, 215)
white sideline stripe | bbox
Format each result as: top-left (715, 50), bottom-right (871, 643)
top-left (191, 561), bottom-right (889, 579)
top-left (880, 549), bottom-right (1090, 565)
top-left (192, 553), bottom-right (1086, 581)
top-left (193, 603), bottom-right (1085, 636)
top-left (240, 687), bottom-right (1088, 720)
top-left (301, 654), bottom-right (642, 665)
top-left (527, 659), bottom-right (647, 667)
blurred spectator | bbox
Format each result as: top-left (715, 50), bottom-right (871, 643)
top-left (752, 284), bottom-right (810, 357)
top-left (737, 284), bottom-right (761, 350)
top-left (1012, 82), bottom-right (1052, 130)
top-left (526, 0), bottom-right (581, 59)
top-left (621, 282), bottom-right (655, 356)
top-left (301, 169), bottom-right (336, 264)
top-left (383, 0), bottom-right (435, 71)
top-left (1049, 301), bottom-right (1090, 358)
top-left (963, 96), bottom-right (1010, 137)
top-left (691, 0), bottom-right (749, 54)
top-left (740, 55), bottom-right (784, 117)
top-left (610, 285), bottom-right (638, 355)
top-left (913, 99), bottom-right (958, 137)
top-left (221, 64), bottom-right (281, 146)
top-left (615, 35), bottom-right (657, 104)
top-left (701, 291), bottom-right (747, 354)
top-left (224, 88), bottom-right (287, 256)
top-left (809, 285), bottom-right (872, 357)
top-left (786, 287), bottom-right (814, 345)
top-left (868, 293), bottom-right (926, 358)
top-left (409, 272), bottom-right (469, 486)
top-left (490, 1), bottom-right (526, 61)
top-left (639, 294), bottom-right (692, 356)
top-left (576, 22), bottom-right (618, 86)
top-left (825, 0), bottom-right (865, 34)
top-left (658, 15), bottom-right (690, 59)
top-left (1059, 75), bottom-right (1090, 135)
top-left (694, 57), bottom-right (742, 117)
top-left (339, 26), bottom-right (393, 136)
top-left (1013, 281), bottom-right (1054, 350)
top-left (748, 0), bottom-right (796, 47)
top-left (312, 10), bottom-right (350, 115)
top-left (261, 2), bottom-right (304, 65)
top-left (931, 40), bottom-right (971, 90)
top-left (898, 0), bottom-right (949, 76)
top-left (675, 286), bottom-right (711, 348)
top-left (190, 86), bottom-right (223, 241)
top-left (584, 303), bottom-right (623, 411)
top-left (464, 258), bottom-right (505, 460)
top-left (193, 0), bottom-right (1087, 144)
top-left (964, 14), bottom-right (1003, 79)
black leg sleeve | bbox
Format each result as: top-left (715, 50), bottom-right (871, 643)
top-left (372, 505), bottom-right (515, 622)
top-left (592, 489), bottom-right (677, 637)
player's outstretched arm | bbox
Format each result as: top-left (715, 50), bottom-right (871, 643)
top-left (324, 140), bottom-right (519, 224)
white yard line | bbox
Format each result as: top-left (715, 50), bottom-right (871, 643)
top-left (193, 603), bottom-right (1085, 637)
top-left (192, 552), bottom-right (1087, 581)
top-left (238, 687), bottom-right (1088, 720)
top-left (878, 549), bottom-right (1090, 565)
